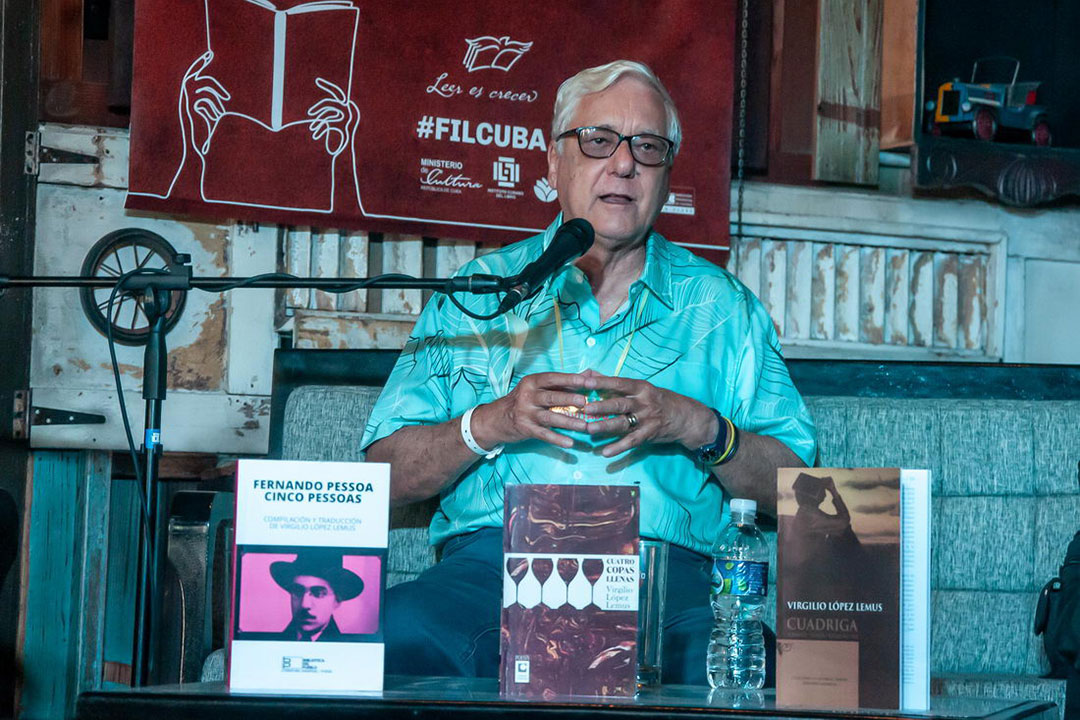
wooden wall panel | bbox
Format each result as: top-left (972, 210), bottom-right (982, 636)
top-left (909, 251), bottom-right (934, 347)
top-left (813, 0), bottom-right (882, 185)
top-left (886, 249), bottom-right (909, 345)
top-left (810, 242), bottom-right (835, 340)
top-left (834, 245), bottom-right (861, 343)
top-left (933, 253), bottom-right (959, 349)
top-left (785, 240), bottom-right (812, 339)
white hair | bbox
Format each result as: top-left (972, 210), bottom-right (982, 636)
top-left (551, 60), bottom-right (682, 158)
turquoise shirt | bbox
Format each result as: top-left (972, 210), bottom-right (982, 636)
top-left (361, 216), bottom-right (817, 555)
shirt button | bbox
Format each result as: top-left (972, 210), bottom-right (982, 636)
top-left (572, 471), bottom-right (583, 481)
top-left (585, 337), bottom-right (597, 347)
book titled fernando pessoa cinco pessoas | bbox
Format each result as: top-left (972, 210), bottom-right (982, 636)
top-left (500, 484), bottom-right (640, 699)
top-left (228, 459), bottom-right (389, 693)
top-left (776, 467), bottom-right (930, 711)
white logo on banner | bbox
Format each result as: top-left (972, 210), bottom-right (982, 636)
top-left (462, 36), bottom-right (533, 72)
top-left (533, 177), bottom-right (557, 202)
top-left (493, 157), bottom-right (520, 189)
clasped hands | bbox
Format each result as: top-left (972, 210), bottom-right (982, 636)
top-left (469, 370), bottom-right (717, 458)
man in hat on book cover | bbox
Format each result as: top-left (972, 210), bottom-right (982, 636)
top-left (270, 549), bottom-right (364, 642)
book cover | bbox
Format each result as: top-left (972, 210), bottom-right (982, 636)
top-left (499, 484), bottom-right (639, 699)
top-left (228, 459), bottom-right (389, 693)
top-left (776, 468), bottom-right (930, 711)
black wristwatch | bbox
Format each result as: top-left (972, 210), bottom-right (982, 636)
top-left (696, 409), bottom-right (740, 466)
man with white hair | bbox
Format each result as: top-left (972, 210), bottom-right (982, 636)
top-left (363, 60), bottom-right (816, 685)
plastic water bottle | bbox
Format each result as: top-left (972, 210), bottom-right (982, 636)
top-left (707, 498), bottom-right (768, 689)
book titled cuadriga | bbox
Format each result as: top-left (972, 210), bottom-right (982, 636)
top-left (499, 484), bottom-right (639, 699)
top-left (776, 468), bottom-right (930, 712)
top-left (228, 459), bottom-right (389, 693)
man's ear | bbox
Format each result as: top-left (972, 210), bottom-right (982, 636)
top-left (547, 141), bottom-right (560, 189)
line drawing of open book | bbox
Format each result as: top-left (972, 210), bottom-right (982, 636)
top-left (462, 35), bottom-right (533, 72)
top-left (133, 0), bottom-right (362, 214)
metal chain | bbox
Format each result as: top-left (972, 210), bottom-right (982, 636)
top-left (734, 0), bottom-right (750, 248)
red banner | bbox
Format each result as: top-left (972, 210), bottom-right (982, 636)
top-left (128, 1), bottom-right (734, 258)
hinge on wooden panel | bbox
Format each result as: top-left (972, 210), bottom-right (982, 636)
top-left (30, 406), bottom-right (107, 426)
top-left (24, 131), bottom-right (38, 176)
top-left (12, 390), bottom-right (28, 440)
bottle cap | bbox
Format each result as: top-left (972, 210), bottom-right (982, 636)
top-left (729, 498), bottom-right (757, 516)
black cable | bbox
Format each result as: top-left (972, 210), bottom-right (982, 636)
top-left (446, 291), bottom-right (506, 321)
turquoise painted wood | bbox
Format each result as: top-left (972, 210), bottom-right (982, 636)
top-left (101, 477), bottom-right (139, 688)
top-left (19, 450), bottom-right (112, 720)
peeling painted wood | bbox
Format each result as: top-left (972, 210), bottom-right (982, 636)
top-left (311, 229), bottom-right (341, 311)
top-left (859, 246), bottom-right (885, 344)
top-left (284, 227), bottom-right (312, 311)
top-left (761, 240), bottom-right (788, 336)
top-left (934, 253), bottom-right (959, 348)
top-left (435, 239), bottom-right (476, 277)
top-left (381, 234), bottom-right (424, 315)
top-left (909, 251), bottom-right (934, 347)
top-left (958, 254), bottom-right (986, 351)
top-left (885, 249), bottom-right (909, 345)
top-left (724, 238), bottom-right (739, 276)
top-left (834, 245), bottom-right (860, 343)
top-left (38, 124), bottom-right (129, 189)
top-left (810, 243), bottom-right (835, 340)
top-left (28, 389), bottom-right (271, 453)
top-left (735, 237), bottom-right (762, 298)
top-left (785, 241), bottom-right (812, 339)
top-left (293, 310), bottom-right (417, 350)
top-left (226, 222), bottom-right (276, 396)
top-left (338, 231), bottom-right (369, 313)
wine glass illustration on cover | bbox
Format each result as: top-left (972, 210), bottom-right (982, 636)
top-left (504, 557), bottom-right (529, 608)
top-left (582, 558), bottom-right (606, 608)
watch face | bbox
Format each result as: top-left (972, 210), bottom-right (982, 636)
top-left (698, 446), bottom-right (720, 464)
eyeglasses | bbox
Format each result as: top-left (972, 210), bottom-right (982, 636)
top-left (556, 126), bottom-right (673, 166)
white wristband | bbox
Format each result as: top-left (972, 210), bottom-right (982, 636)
top-left (461, 405), bottom-right (504, 459)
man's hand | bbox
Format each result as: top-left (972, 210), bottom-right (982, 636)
top-left (471, 372), bottom-right (590, 450)
top-left (579, 370), bottom-right (717, 457)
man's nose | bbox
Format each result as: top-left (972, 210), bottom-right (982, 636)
top-left (301, 592), bottom-right (316, 609)
top-left (608, 138), bottom-right (637, 177)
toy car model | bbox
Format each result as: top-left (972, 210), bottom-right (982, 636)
top-left (926, 56), bottom-right (1051, 146)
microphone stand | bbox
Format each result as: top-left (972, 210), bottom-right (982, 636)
top-left (0, 258), bottom-right (513, 686)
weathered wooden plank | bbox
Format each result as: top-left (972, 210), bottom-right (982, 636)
top-left (338, 231), bottom-right (369, 313)
top-left (381, 234), bottom-right (424, 315)
top-left (810, 242), bottom-right (836, 340)
top-left (38, 124), bottom-right (129, 189)
top-left (860, 246), bottom-right (886, 344)
top-left (284, 227), bottom-right (312, 311)
top-left (880, 0), bottom-right (918, 149)
top-left (226, 222), bottom-right (276, 396)
top-left (724, 238), bottom-right (739, 276)
top-left (39, 0), bottom-right (83, 80)
top-left (814, 0), bottom-right (883, 185)
top-left (885, 249), bottom-right (909, 345)
top-left (736, 237), bottom-right (762, 298)
top-left (101, 476), bottom-right (140, 688)
top-left (72, 451), bottom-right (112, 711)
top-left (293, 310), bottom-right (417, 350)
top-left (958, 254), bottom-right (987, 351)
top-left (435, 239), bottom-right (477, 278)
top-left (785, 241), bottom-right (812, 339)
top-left (909, 251), bottom-right (934, 347)
top-left (760, 240), bottom-right (788, 336)
top-left (834, 245), bottom-right (860, 342)
top-left (934, 252), bottom-right (959, 348)
top-left (311, 229), bottom-right (341, 312)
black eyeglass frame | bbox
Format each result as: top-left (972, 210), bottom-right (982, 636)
top-left (556, 126), bottom-right (674, 167)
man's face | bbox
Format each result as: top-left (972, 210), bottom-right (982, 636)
top-left (289, 575), bottom-right (340, 634)
top-left (547, 76), bottom-right (672, 250)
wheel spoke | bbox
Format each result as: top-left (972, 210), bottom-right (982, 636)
top-left (134, 247), bottom-right (156, 270)
top-left (112, 297), bottom-right (127, 324)
top-left (99, 264), bottom-right (121, 277)
top-left (114, 251), bottom-right (125, 274)
top-left (129, 298), bottom-right (141, 330)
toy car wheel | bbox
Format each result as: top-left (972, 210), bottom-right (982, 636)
top-left (1032, 119), bottom-right (1052, 147)
top-left (972, 108), bottom-right (997, 141)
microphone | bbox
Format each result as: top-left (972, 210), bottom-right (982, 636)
top-left (497, 218), bottom-right (594, 314)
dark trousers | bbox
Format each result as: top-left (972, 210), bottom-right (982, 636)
top-left (384, 528), bottom-right (775, 686)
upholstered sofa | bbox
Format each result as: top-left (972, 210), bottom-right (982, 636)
top-left (250, 351), bottom-right (1080, 717)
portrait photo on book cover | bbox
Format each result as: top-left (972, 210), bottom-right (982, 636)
top-left (234, 547), bottom-right (383, 642)
top-left (777, 468), bottom-right (901, 606)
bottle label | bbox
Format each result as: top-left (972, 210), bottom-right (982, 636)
top-left (711, 559), bottom-right (768, 597)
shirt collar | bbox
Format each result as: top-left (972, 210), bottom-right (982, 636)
top-left (539, 213), bottom-right (674, 309)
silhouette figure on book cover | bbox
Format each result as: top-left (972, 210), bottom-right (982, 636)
top-left (270, 549), bottom-right (365, 642)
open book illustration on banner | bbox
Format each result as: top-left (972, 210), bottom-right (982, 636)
top-left (462, 35), bottom-right (533, 72)
top-left (138, 0), bottom-right (362, 213)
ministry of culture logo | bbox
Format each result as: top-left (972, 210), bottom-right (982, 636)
top-left (533, 177), bottom-right (557, 202)
top-left (493, 156), bottom-right (520, 189)
top-left (463, 35), bottom-right (533, 72)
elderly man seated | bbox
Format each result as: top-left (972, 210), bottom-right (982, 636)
top-left (362, 59), bottom-right (816, 685)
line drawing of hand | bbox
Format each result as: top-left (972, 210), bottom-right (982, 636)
top-left (307, 77), bottom-right (360, 157)
top-left (180, 50), bottom-right (231, 156)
